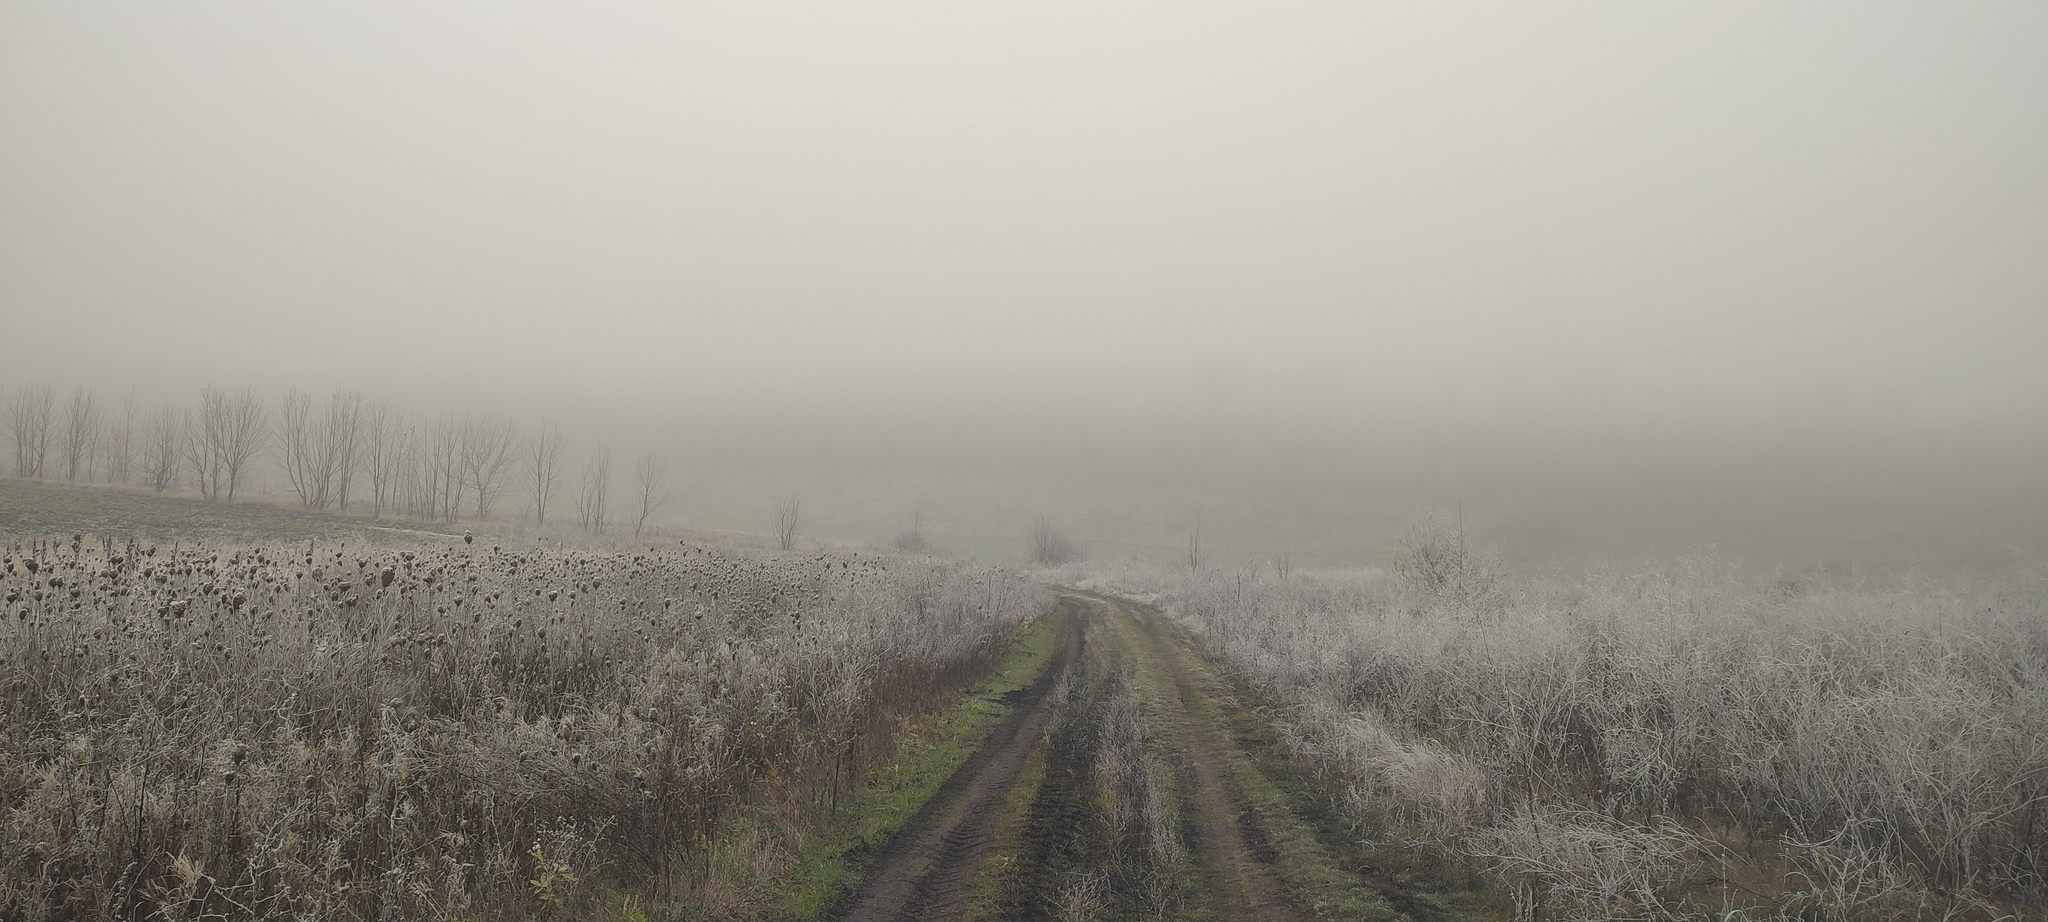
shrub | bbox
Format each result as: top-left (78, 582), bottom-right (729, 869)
top-left (1029, 515), bottom-right (1083, 566)
top-left (1391, 512), bottom-right (1500, 605)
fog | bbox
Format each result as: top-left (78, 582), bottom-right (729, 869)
top-left (3, 3), bottom-right (2044, 573)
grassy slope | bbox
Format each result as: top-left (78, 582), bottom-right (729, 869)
top-left (0, 477), bottom-right (467, 544)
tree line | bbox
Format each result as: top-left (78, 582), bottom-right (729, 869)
top-left (3, 383), bottom-right (670, 535)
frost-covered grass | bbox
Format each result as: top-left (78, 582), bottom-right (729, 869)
top-left (1077, 544), bottom-right (2048, 921)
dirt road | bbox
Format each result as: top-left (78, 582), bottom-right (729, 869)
top-left (832, 591), bottom-right (1449, 922)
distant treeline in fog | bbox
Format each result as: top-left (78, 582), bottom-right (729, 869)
top-left (2, 382), bottom-right (664, 535)
top-left (8, 378), bottom-right (2045, 577)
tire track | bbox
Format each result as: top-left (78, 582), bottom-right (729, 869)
top-left (1003, 681), bottom-right (1102, 921)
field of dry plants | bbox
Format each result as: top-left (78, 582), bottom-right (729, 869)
top-left (1076, 521), bottom-right (2048, 921)
top-left (0, 524), bottom-right (1047, 920)
top-left (8, 468), bottom-right (2044, 922)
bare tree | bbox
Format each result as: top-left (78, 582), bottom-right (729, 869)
top-left (329, 390), bottom-right (362, 510)
top-left (422, 416), bottom-right (466, 521)
top-left (891, 503), bottom-right (932, 552)
top-left (401, 422), bottom-right (442, 520)
top-left (633, 454), bottom-right (669, 537)
top-left (103, 389), bottom-right (136, 485)
top-left (215, 386), bottom-right (267, 501)
top-left (182, 386), bottom-right (267, 502)
top-left (460, 415), bottom-right (520, 519)
top-left (183, 404), bottom-right (223, 501)
top-left (398, 423), bottom-right (434, 520)
top-left (1186, 517), bottom-right (1202, 573)
top-left (576, 450), bottom-right (612, 533)
top-left (61, 386), bottom-right (100, 481)
top-left (278, 389), bottom-right (363, 512)
top-left (1029, 514), bottom-right (1082, 565)
top-left (774, 495), bottom-right (804, 551)
top-left (277, 390), bottom-right (330, 509)
top-left (141, 405), bottom-right (181, 492)
top-left (9, 383), bottom-right (54, 478)
top-left (528, 422), bottom-right (563, 526)
top-left (362, 399), bottom-right (406, 518)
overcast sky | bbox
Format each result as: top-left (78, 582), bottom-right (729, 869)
top-left (3, 2), bottom-right (2043, 424)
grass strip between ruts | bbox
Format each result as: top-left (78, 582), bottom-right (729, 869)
top-left (1099, 603), bottom-right (1414, 921)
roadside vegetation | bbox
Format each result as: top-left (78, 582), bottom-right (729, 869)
top-left (758, 606), bottom-right (1069, 920)
top-left (0, 527), bottom-right (1046, 920)
top-left (1076, 521), bottom-right (2048, 921)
